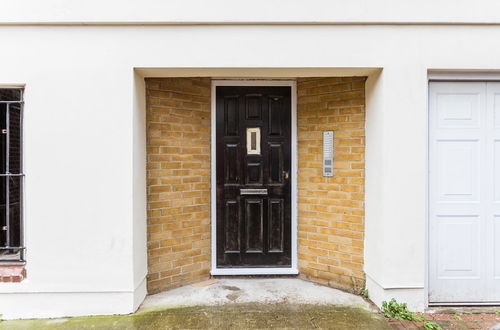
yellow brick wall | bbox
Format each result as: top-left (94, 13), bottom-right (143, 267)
top-left (146, 78), bottom-right (211, 294)
top-left (145, 77), bottom-right (366, 295)
top-left (297, 77), bottom-right (366, 293)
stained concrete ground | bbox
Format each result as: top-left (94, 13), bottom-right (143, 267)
top-left (140, 278), bottom-right (375, 310)
top-left (0, 304), bottom-right (392, 329)
top-left (0, 279), bottom-right (392, 329)
top-left (1, 279), bottom-right (499, 329)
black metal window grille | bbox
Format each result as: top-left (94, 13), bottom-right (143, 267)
top-left (0, 88), bottom-right (24, 263)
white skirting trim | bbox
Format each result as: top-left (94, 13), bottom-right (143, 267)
top-left (0, 279), bottom-right (147, 320)
top-left (365, 274), bottom-right (426, 312)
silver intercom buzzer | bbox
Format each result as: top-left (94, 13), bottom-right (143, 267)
top-left (323, 131), bottom-right (334, 177)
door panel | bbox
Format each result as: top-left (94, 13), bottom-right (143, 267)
top-left (245, 95), bottom-right (262, 120)
top-left (494, 216), bottom-right (500, 279)
top-left (216, 86), bottom-right (291, 268)
top-left (246, 161), bottom-right (263, 185)
top-left (429, 82), bottom-right (500, 303)
top-left (269, 199), bottom-right (284, 252)
top-left (436, 93), bottom-right (481, 128)
top-left (269, 96), bottom-right (285, 136)
top-left (495, 141), bottom-right (500, 202)
top-left (494, 93), bottom-right (500, 129)
top-left (436, 216), bottom-right (480, 279)
top-left (224, 144), bottom-right (240, 184)
top-left (436, 140), bottom-right (480, 202)
top-left (268, 143), bottom-right (283, 184)
top-left (245, 198), bottom-right (264, 252)
top-left (224, 199), bottom-right (240, 253)
top-left (224, 96), bottom-right (239, 136)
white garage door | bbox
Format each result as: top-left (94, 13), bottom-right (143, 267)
top-left (429, 81), bottom-right (500, 304)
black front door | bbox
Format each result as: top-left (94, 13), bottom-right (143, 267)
top-left (216, 86), bottom-right (292, 268)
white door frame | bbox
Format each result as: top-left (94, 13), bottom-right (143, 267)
top-left (427, 72), bottom-right (500, 305)
top-left (210, 79), bottom-right (298, 275)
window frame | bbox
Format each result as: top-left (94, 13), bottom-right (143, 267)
top-left (0, 88), bottom-right (25, 263)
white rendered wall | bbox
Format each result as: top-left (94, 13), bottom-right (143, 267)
top-left (0, 24), bottom-right (500, 318)
top-left (132, 72), bottom-right (148, 309)
top-left (2, 0), bottom-right (500, 24)
top-left (0, 27), bottom-right (146, 319)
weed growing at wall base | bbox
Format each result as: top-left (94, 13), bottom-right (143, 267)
top-left (360, 288), bottom-right (369, 299)
top-left (424, 321), bottom-right (442, 330)
top-left (381, 298), bottom-right (442, 330)
top-left (381, 299), bottom-right (416, 321)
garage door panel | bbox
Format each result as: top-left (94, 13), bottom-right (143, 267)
top-left (495, 216), bottom-right (500, 280)
top-left (435, 131), bottom-right (482, 140)
top-left (435, 200), bottom-right (481, 215)
top-left (437, 140), bottom-right (480, 202)
top-left (437, 93), bottom-right (481, 129)
top-left (495, 140), bottom-right (500, 202)
top-left (494, 93), bottom-right (500, 129)
top-left (437, 216), bottom-right (480, 279)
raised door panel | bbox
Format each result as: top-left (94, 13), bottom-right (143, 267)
top-left (245, 198), bottom-right (264, 253)
top-left (436, 93), bottom-right (481, 129)
top-left (246, 161), bottom-right (263, 185)
top-left (224, 96), bottom-right (239, 136)
top-left (269, 199), bottom-right (284, 252)
top-left (268, 143), bottom-right (283, 185)
top-left (436, 140), bottom-right (480, 202)
top-left (494, 216), bottom-right (500, 280)
top-left (436, 216), bottom-right (480, 279)
top-left (246, 94), bottom-right (262, 120)
top-left (224, 200), bottom-right (240, 253)
top-left (269, 96), bottom-right (284, 136)
top-left (494, 92), bottom-right (500, 129)
top-left (224, 144), bottom-right (240, 185)
top-left (495, 141), bottom-right (500, 202)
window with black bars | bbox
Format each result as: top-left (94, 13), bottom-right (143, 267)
top-left (0, 88), bottom-right (24, 262)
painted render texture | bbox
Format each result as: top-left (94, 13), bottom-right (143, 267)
top-left (2, 0), bottom-right (500, 319)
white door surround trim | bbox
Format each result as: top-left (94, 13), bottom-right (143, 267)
top-left (210, 79), bottom-right (298, 276)
top-left (428, 71), bottom-right (500, 82)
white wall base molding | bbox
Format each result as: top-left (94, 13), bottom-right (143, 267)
top-left (0, 280), bottom-right (147, 320)
top-left (365, 275), bottom-right (426, 312)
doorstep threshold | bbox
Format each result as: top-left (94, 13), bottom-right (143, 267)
top-left (211, 268), bottom-right (299, 276)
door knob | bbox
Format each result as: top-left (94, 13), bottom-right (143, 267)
top-left (283, 171), bottom-right (289, 180)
